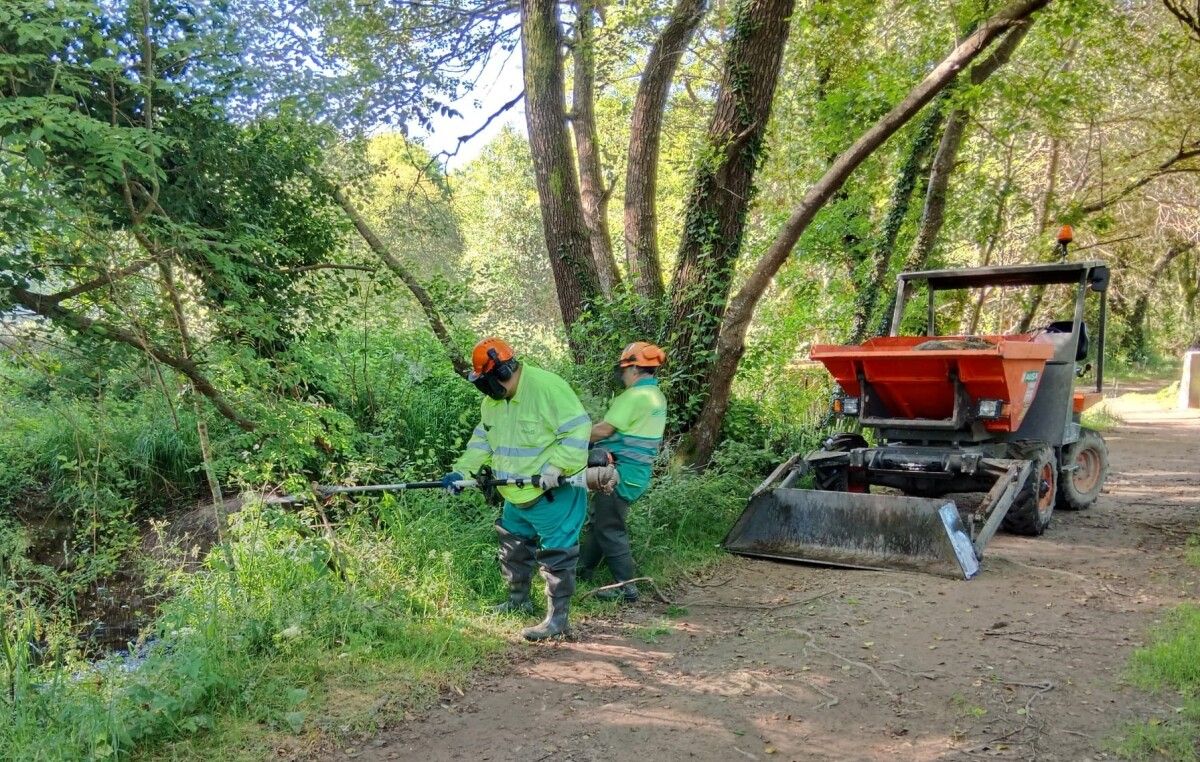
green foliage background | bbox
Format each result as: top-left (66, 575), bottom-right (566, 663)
top-left (2, 0), bottom-right (1199, 757)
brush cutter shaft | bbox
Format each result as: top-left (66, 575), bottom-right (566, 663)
top-left (270, 466), bottom-right (618, 504)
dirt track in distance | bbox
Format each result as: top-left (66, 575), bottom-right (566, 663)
top-left (341, 388), bottom-right (1200, 761)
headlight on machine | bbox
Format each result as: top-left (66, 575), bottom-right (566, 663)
top-left (833, 396), bottom-right (860, 416)
top-left (976, 399), bottom-right (1004, 419)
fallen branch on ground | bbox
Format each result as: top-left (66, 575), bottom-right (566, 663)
top-left (578, 577), bottom-right (674, 604)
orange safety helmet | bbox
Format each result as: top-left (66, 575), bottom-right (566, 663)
top-left (618, 341), bottom-right (666, 368)
top-left (470, 337), bottom-right (516, 381)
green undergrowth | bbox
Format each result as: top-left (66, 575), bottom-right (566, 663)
top-left (1114, 548), bottom-right (1200, 761)
top-left (1, 459), bottom-right (753, 760)
top-left (1082, 403), bottom-right (1125, 432)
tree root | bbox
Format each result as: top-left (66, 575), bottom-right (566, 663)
top-left (796, 629), bottom-right (897, 698)
top-left (957, 680), bottom-right (1055, 755)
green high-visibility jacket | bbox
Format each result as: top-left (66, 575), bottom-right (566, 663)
top-left (595, 377), bottom-right (667, 503)
top-left (453, 365), bottom-right (591, 504)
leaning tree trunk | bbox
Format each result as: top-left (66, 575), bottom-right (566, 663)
top-left (688, 0), bottom-right (1052, 466)
top-left (158, 261), bottom-right (224, 509)
top-left (623, 0), bottom-right (709, 300)
top-left (8, 285), bottom-right (256, 431)
top-left (329, 185), bottom-right (471, 377)
top-left (571, 0), bottom-right (621, 294)
top-left (522, 0), bottom-right (602, 333)
top-left (665, 0), bottom-right (795, 430)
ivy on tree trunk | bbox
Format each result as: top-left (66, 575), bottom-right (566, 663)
top-left (665, 0), bottom-right (795, 433)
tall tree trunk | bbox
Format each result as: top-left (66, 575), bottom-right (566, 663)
top-left (522, 0), bottom-right (602, 332)
top-left (665, 0), bottom-right (795, 428)
top-left (1015, 37), bottom-right (1079, 332)
top-left (688, 0), bottom-right (1051, 466)
top-left (849, 100), bottom-right (947, 343)
top-left (1017, 137), bottom-right (1062, 331)
top-left (571, 0), bottom-right (621, 294)
top-left (329, 185), bottom-right (471, 377)
top-left (624, 0), bottom-right (709, 299)
top-left (879, 24), bottom-right (1032, 336)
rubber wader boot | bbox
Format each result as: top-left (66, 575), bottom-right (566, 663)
top-left (592, 494), bottom-right (639, 602)
top-left (593, 550), bottom-right (639, 603)
top-left (492, 523), bottom-right (536, 615)
top-left (522, 546), bottom-right (579, 641)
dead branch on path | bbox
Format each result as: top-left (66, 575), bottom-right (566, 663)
top-left (578, 577), bottom-right (674, 604)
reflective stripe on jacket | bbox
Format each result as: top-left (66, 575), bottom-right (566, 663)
top-left (453, 365), bottom-right (591, 504)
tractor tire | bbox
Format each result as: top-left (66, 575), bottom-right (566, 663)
top-left (1057, 428), bottom-right (1109, 511)
top-left (1001, 440), bottom-right (1058, 536)
top-left (812, 433), bottom-right (868, 492)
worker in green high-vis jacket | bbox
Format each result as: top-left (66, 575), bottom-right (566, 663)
top-left (580, 342), bottom-right (668, 602)
top-left (443, 337), bottom-right (593, 640)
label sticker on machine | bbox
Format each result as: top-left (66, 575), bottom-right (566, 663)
top-left (1022, 370), bottom-right (1040, 406)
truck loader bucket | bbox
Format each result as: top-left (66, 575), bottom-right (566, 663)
top-left (722, 488), bottom-right (980, 579)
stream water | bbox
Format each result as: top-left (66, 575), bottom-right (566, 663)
top-left (13, 508), bottom-right (155, 654)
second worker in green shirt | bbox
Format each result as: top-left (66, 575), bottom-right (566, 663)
top-left (580, 342), bottom-right (668, 602)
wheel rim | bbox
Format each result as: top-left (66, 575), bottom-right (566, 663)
top-left (1073, 446), bottom-right (1102, 494)
top-left (1036, 461), bottom-right (1055, 516)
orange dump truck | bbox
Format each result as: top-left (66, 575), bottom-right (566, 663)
top-left (724, 260), bottom-right (1111, 578)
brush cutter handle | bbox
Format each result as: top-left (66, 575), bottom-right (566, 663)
top-left (269, 466), bottom-right (617, 504)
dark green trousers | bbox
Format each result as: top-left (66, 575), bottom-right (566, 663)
top-left (578, 491), bottom-right (635, 582)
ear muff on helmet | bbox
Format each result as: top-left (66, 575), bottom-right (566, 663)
top-left (487, 348), bottom-right (517, 381)
top-left (471, 348), bottom-right (518, 399)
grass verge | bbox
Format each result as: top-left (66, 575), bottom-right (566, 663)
top-left (1114, 546), bottom-right (1200, 761)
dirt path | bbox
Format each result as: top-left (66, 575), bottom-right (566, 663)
top-left (347, 392), bottom-right (1200, 761)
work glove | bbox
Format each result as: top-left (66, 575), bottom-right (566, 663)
top-left (440, 472), bottom-right (466, 495)
top-left (585, 464), bottom-right (620, 495)
top-left (539, 465), bottom-right (563, 491)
